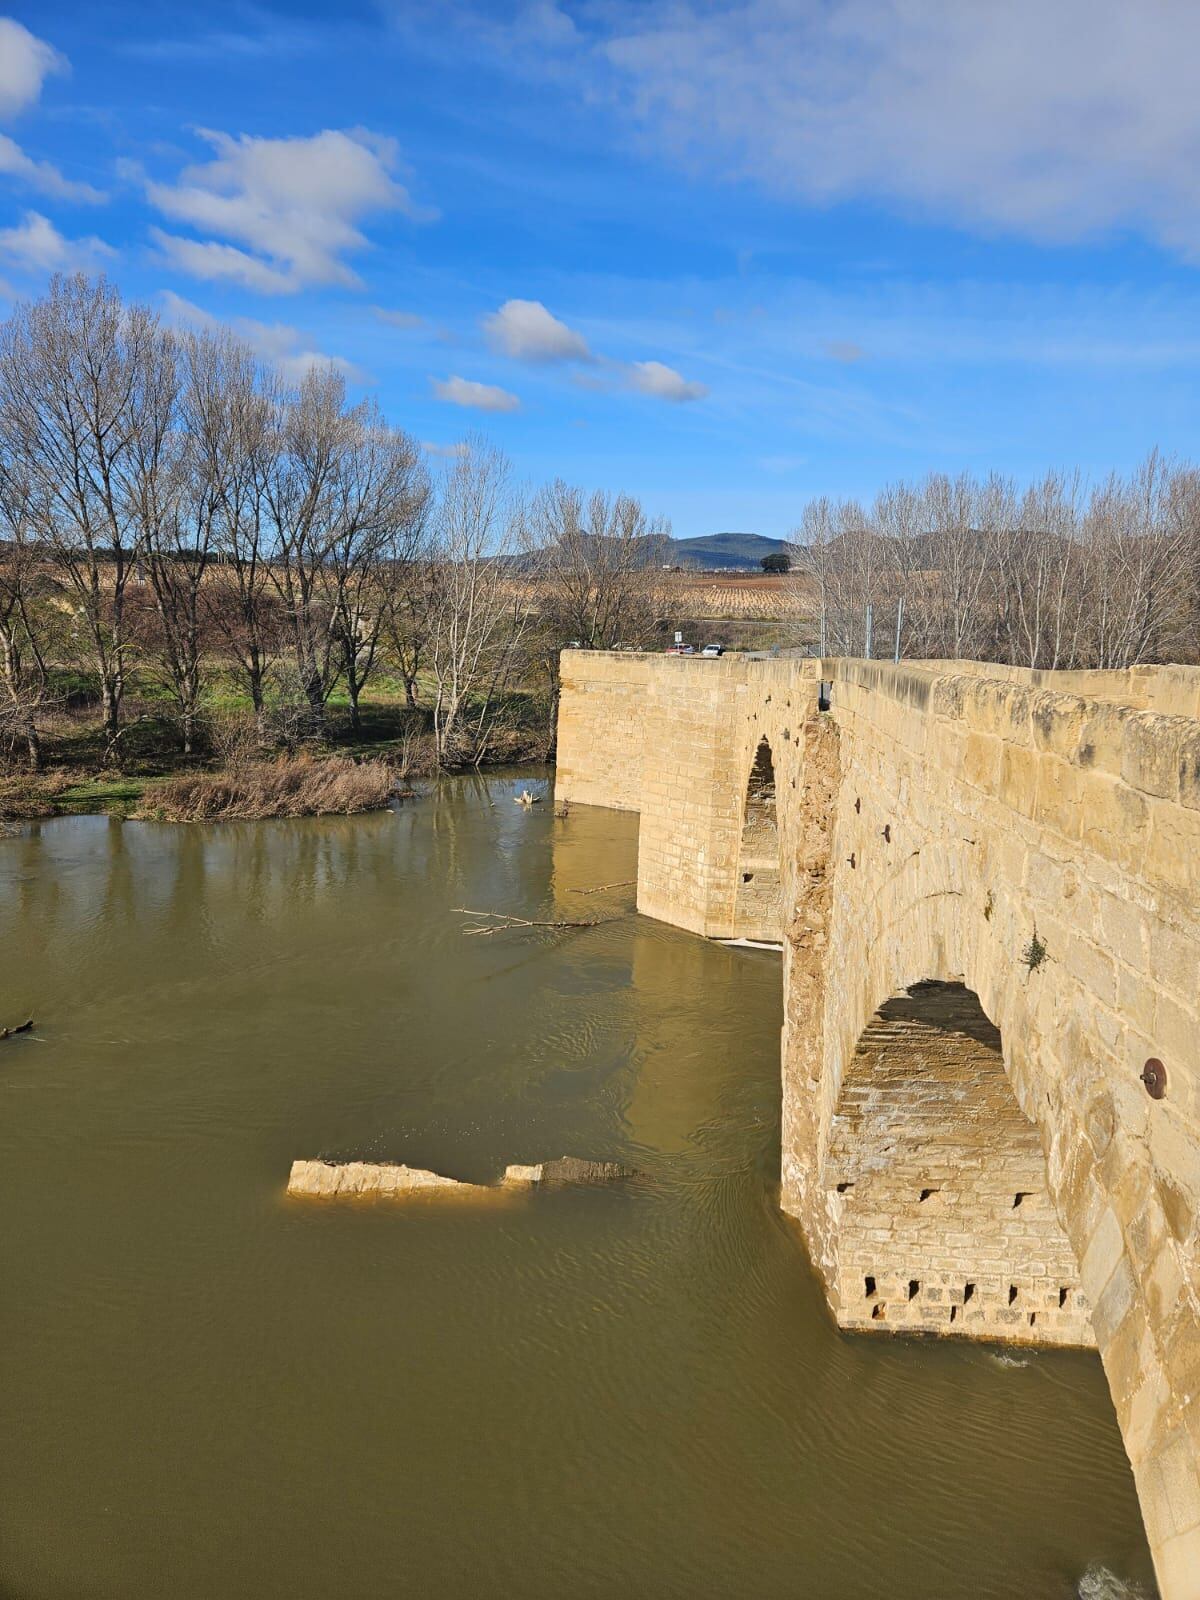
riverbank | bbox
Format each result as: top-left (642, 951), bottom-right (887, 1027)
top-left (0, 677), bottom-right (552, 825)
top-left (0, 729), bottom-right (547, 825)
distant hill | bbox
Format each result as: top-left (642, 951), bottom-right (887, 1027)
top-left (668, 532), bottom-right (794, 570)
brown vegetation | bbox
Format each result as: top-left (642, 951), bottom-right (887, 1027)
top-left (142, 753), bottom-right (398, 823)
top-left (672, 572), bottom-right (813, 621)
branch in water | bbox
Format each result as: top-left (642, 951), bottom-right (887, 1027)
top-left (0, 1018), bottom-right (33, 1042)
top-left (566, 879), bottom-right (635, 895)
top-left (452, 908), bottom-right (611, 936)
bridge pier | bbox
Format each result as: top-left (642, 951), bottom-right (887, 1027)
top-left (557, 649), bottom-right (1200, 1598)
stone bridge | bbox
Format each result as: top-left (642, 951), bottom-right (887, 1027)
top-left (556, 649), bottom-right (1200, 1599)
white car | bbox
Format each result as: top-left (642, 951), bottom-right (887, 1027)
top-left (700, 644), bottom-right (724, 657)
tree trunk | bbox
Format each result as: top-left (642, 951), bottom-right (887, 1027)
top-left (101, 680), bottom-right (121, 747)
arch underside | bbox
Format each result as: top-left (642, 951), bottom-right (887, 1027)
top-left (825, 981), bottom-right (1093, 1346)
top-left (734, 737), bottom-right (782, 941)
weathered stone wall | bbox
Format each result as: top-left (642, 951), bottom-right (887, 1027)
top-left (828, 980), bottom-right (1092, 1346)
top-left (556, 649), bottom-right (1200, 1600)
top-left (556, 652), bottom-right (657, 811)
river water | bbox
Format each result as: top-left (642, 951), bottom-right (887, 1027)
top-left (0, 775), bottom-right (1156, 1599)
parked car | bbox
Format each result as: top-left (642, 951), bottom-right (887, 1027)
top-left (700, 643), bottom-right (724, 657)
top-left (665, 643), bottom-right (694, 655)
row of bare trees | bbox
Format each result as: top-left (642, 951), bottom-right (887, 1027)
top-left (795, 458), bottom-right (1199, 668)
top-left (0, 275), bottom-right (674, 773)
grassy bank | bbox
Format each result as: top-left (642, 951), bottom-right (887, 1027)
top-left (0, 670), bottom-right (553, 825)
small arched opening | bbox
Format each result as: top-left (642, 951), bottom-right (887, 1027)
top-left (733, 737), bottom-right (782, 941)
top-left (825, 980), bottom-right (1092, 1347)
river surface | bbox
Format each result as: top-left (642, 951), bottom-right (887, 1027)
top-left (0, 775), bottom-right (1156, 1599)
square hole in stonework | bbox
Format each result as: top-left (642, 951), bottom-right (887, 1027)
top-left (1013, 1192), bottom-right (1032, 1209)
top-left (963, 1282), bottom-right (976, 1304)
top-left (864, 1275), bottom-right (877, 1298)
top-left (908, 1280), bottom-right (920, 1301)
top-left (1009, 1285), bottom-right (1019, 1305)
top-left (1059, 1287), bottom-right (1069, 1308)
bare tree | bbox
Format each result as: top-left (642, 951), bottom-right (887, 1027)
top-left (1080, 452), bottom-right (1194, 668)
top-left (0, 274), bottom-right (168, 753)
top-left (134, 330), bottom-right (221, 756)
top-left (261, 368), bottom-right (346, 728)
top-left (323, 402), bottom-right (427, 733)
top-left (425, 439), bottom-right (532, 765)
top-left (201, 338), bottom-right (280, 732)
top-left (792, 454), bottom-right (1198, 671)
top-left (529, 479), bottom-right (672, 649)
top-left (380, 547), bottom-right (439, 709)
top-left (0, 464), bottom-right (51, 768)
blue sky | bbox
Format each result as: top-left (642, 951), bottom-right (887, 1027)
top-left (1, 0), bottom-right (1199, 538)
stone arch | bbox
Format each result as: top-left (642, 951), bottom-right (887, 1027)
top-left (824, 978), bottom-right (1091, 1345)
top-left (733, 736), bottom-right (783, 940)
top-left (785, 867), bottom-right (1197, 1594)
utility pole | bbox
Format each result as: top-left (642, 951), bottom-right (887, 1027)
top-left (864, 602), bottom-right (873, 660)
top-left (893, 594), bottom-right (905, 664)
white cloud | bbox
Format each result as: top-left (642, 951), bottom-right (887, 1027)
top-left (374, 306), bottom-right (426, 329)
top-left (480, 294), bottom-right (708, 403)
top-left (160, 290), bottom-right (366, 384)
top-left (150, 229), bottom-right (295, 294)
top-left (627, 359), bottom-right (707, 402)
top-left (0, 19), bottom-right (105, 205)
top-left (0, 210), bottom-right (114, 274)
top-left (431, 374), bottom-right (521, 412)
top-left (483, 298), bottom-right (591, 362)
top-left (146, 128), bottom-right (433, 294)
top-left (0, 132), bottom-right (105, 203)
top-left (580, 0), bottom-right (1200, 260)
top-left (421, 439), bottom-right (470, 457)
top-left (0, 18), bottom-right (63, 119)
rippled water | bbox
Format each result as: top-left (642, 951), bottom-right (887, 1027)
top-left (0, 775), bottom-right (1156, 1599)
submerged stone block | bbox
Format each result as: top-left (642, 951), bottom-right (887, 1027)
top-left (287, 1159), bottom-right (485, 1198)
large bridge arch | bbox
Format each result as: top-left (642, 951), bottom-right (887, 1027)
top-left (556, 649), bottom-right (1200, 1596)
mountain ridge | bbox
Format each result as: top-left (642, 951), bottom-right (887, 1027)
top-left (669, 532), bottom-right (793, 570)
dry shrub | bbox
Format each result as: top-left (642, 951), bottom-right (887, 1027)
top-left (0, 768), bottom-right (78, 822)
top-left (146, 753), bottom-right (396, 822)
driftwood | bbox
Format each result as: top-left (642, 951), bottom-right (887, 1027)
top-left (567, 879), bottom-right (635, 895)
top-left (0, 1018), bottom-right (33, 1042)
top-left (453, 907), bottom-right (610, 936)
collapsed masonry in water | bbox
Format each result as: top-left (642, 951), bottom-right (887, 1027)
top-left (286, 1156), bottom-right (635, 1199)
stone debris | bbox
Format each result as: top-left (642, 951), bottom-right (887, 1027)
top-left (507, 1156), bottom-right (635, 1186)
top-left (287, 1160), bottom-right (488, 1198)
top-left (287, 1155), bottom-right (638, 1199)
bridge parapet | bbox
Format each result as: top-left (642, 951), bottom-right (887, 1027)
top-left (557, 648), bottom-right (1200, 1599)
